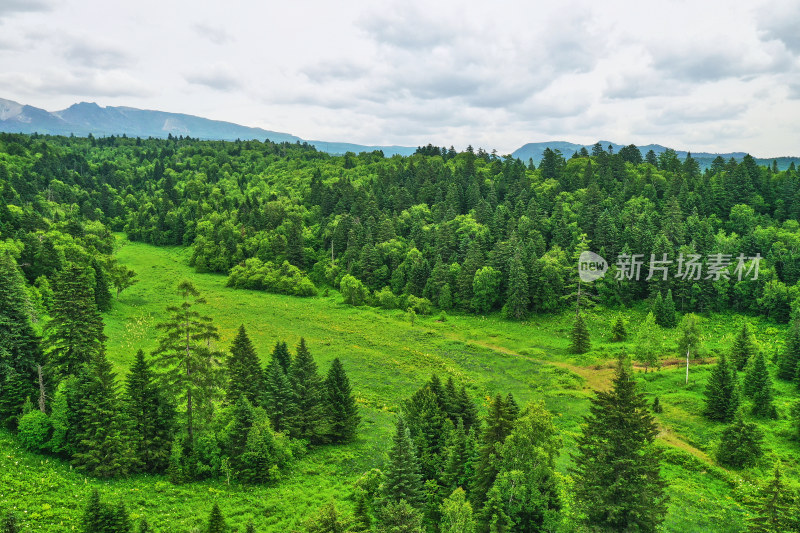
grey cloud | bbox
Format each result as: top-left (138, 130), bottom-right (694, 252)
top-left (186, 69), bottom-right (242, 91)
top-left (302, 62), bottom-right (370, 83)
top-left (193, 23), bottom-right (234, 45)
top-left (758, 4), bottom-right (800, 54)
top-left (358, 9), bottom-right (455, 50)
top-left (0, 0), bottom-right (53, 17)
top-left (63, 42), bottom-right (131, 69)
top-left (0, 70), bottom-right (153, 97)
top-left (652, 47), bottom-right (790, 83)
top-left (655, 102), bottom-right (748, 125)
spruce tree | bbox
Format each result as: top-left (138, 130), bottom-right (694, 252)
top-left (716, 414), bottom-right (764, 468)
top-left (44, 263), bottom-right (106, 382)
top-left (238, 424), bottom-right (276, 484)
top-left (744, 351), bottom-right (777, 418)
top-left (704, 352), bottom-right (740, 422)
top-left (207, 503), bottom-right (226, 533)
top-left (1, 513), bottom-right (19, 533)
top-left (732, 323), bottom-right (756, 371)
top-left (652, 292), bottom-right (665, 325)
top-left (747, 466), bottom-right (797, 532)
top-left (378, 500), bottom-right (424, 533)
top-left (288, 338), bottom-right (326, 442)
top-left (137, 519), bottom-right (152, 533)
top-left (383, 417), bottom-right (423, 507)
top-left (502, 251), bottom-right (529, 320)
top-left (324, 357), bottom-right (360, 443)
top-left (470, 395), bottom-right (517, 511)
top-left (91, 258), bottom-right (112, 312)
top-left (569, 313), bottom-right (590, 354)
top-left (152, 280), bottom-right (223, 443)
top-left (227, 397), bottom-right (255, 473)
top-left (661, 289), bottom-right (677, 328)
top-left (125, 349), bottom-right (176, 473)
top-left (271, 341), bottom-right (291, 374)
top-left (225, 325), bottom-right (264, 406)
top-left (571, 357), bottom-right (668, 531)
top-left (441, 418), bottom-right (473, 493)
top-left (610, 316), bottom-right (627, 341)
top-left (72, 353), bottom-right (137, 477)
top-left (263, 355), bottom-right (297, 433)
top-left (777, 321), bottom-right (800, 381)
top-left (304, 502), bottom-right (347, 533)
top-left (0, 252), bottom-right (40, 425)
top-left (82, 489), bottom-right (111, 533)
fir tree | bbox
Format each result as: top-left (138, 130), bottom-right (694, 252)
top-left (660, 289), bottom-right (678, 328)
top-left (1, 513), bottom-right (19, 533)
top-left (91, 258), bottom-right (112, 312)
top-left (82, 489), bottom-right (110, 533)
top-left (227, 397), bottom-right (255, 472)
top-left (652, 292), bottom-right (664, 325)
top-left (225, 325), bottom-right (263, 406)
top-left (72, 353), bottom-right (137, 477)
top-left (383, 417), bottom-right (423, 507)
top-left (324, 357), bottom-right (360, 443)
top-left (470, 395), bottom-right (517, 511)
top-left (304, 502), bottom-right (347, 533)
top-left (288, 338), bottom-right (326, 442)
top-left (571, 357), bottom-right (668, 532)
top-left (455, 386), bottom-right (478, 431)
top-left (704, 352), bottom-right (740, 422)
top-left (441, 418), bottom-right (473, 493)
top-left (716, 414), bottom-right (764, 468)
top-left (652, 396), bottom-right (663, 413)
top-left (747, 466), bottom-right (797, 532)
top-left (378, 500), bottom-right (423, 533)
top-left (569, 313), bottom-right (590, 354)
top-left (271, 341), bottom-right (291, 375)
top-left (0, 252), bottom-right (40, 425)
top-left (501, 251), bottom-right (529, 320)
top-left (238, 424), bottom-right (276, 484)
top-left (777, 321), bottom-right (800, 381)
top-left (44, 263), bottom-right (106, 382)
top-left (732, 323), bottom-right (756, 371)
top-left (635, 311), bottom-right (663, 373)
top-left (610, 316), bottom-right (627, 342)
top-left (125, 349), bottom-right (176, 473)
top-left (207, 503), bottom-right (227, 533)
top-left (152, 280), bottom-right (223, 443)
top-left (744, 351), bottom-right (777, 418)
top-left (263, 355), bottom-right (297, 433)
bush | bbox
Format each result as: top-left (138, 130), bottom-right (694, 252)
top-left (340, 275), bottom-right (369, 306)
top-left (17, 409), bottom-right (52, 451)
top-left (375, 287), bottom-right (398, 309)
top-left (227, 258), bottom-right (317, 297)
top-left (406, 295), bottom-right (433, 315)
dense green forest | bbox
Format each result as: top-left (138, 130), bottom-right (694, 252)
top-left (2, 132), bottom-right (800, 531)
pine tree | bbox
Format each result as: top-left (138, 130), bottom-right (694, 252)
top-left (569, 313), bottom-right (590, 354)
top-left (44, 263), bottom-right (106, 382)
top-left (1, 513), bottom-right (19, 533)
top-left (324, 358), bottom-right (360, 443)
top-left (455, 386), bottom-right (478, 431)
top-left (441, 418), bottom-right (473, 493)
top-left (152, 280), bottom-right (223, 443)
top-left (225, 325), bottom-right (264, 406)
top-left (610, 316), bottom-right (627, 341)
top-left (652, 396), bottom-right (663, 413)
top-left (0, 252), bottom-right (40, 425)
top-left (635, 311), bottom-right (663, 373)
top-left (378, 500), bottom-right (423, 533)
top-left (652, 292), bottom-right (664, 325)
top-left (271, 341), bottom-right (291, 374)
top-left (91, 258), bottom-right (112, 312)
top-left (125, 349), bottom-right (176, 473)
top-left (263, 355), bottom-right (297, 433)
top-left (732, 323), bottom-right (756, 371)
top-left (384, 417), bottom-right (423, 507)
top-left (72, 353), bottom-right (137, 477)
top-left (227, 397), bottom-right (254, 473)
top-left (571, 357), bottom-right (668, 531)
top-left (82, 489), bottom-right (111, 533)
top-left (470, 395), bottom-right (517, 511)
top-left (207, 503), bottom-right (227, 533)
top-left (660, 289), bottom-right (678, 328)
top-left (744, 351), bottom-right (777, 418)
top-left (704, 352), bottom-right (740, 422)
top-left (716, 414), bottom-right (764, 468)
top-left (747, 466), bottom-right (797, 532)
top-left (238, 424), bottom-right (276, 484)
top-left (501, 251), bottom-right (529, 320)
top-left (777, 321), bottom-right (800, 381)
top-left (288, 338), bottom-right (326, 442)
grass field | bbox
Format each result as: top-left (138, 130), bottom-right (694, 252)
top-left (2, 236), bottom-right (798, 531)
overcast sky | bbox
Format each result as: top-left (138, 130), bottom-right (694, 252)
top-left (1, 0), bottom-right (798, 156)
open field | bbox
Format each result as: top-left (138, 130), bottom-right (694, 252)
top-left (2, 237), bottom-right (797, 531)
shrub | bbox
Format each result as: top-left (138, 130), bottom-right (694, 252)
top-left (17, 409), bottom-right (52, 451)
top-left (716, 415), bottom-right (764, 469)
top-left (375, 287), bottom-right (398, 309)
top-left (406, 295), bottom-right (432, 315)
top-left (227, 258), bottom-right (317, 297)
top-left (340, 275), bottom-right (368, 306)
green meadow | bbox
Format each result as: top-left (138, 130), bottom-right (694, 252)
top-left (2, 236), bottom-right (796, 531)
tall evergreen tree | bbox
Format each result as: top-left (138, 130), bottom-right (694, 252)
top-left (152, 280), bottom-right (223, 443)
top-left (744, 351), bottom-right (777, 418)
top-left (704, 352), bottom-right (740, 422)
top-left (716, 414), bottom-right (764, 468)
top-left (72, 353), bottom-right (137, 477)
top-left (44, 263), bottom-right (106, 382)
top-left (288, 338), bottom-right (326, 442)
top-left (732, 323), bottom-right (756, 371)
top-left (659, 289), bottom-right (678, 328)
top-left (324, 357), bottom-right (360, 443)
top-left (0, 252), bottom-right (40, 425)
top-left (225, 325), bottom-right (263, 406)
top-left (777, 321), bottom-right (800, 381)
top-left (384, 417), bottom-right (424, 507)
top-left (91, 258), bottom-right (112, 312)
top-left (470, 394), bottom-right (517, 511)
top-left (271, 341), bottom-right (291, 374)
top-left (610, 316), bottom-right (627, 341)
top-left (569, 313), bottom-right (591, 354)
top-left (747, 466), bottom-right (798, 532)
top-left (125, 349), bottom-right (176, 473)
top-left (263, 354), bottom-right (297, 433)
top-left (501, 251), bottom-right (529, 320)
top-left (571, 357), bottom-right (668, 532)
top-left (206, 503), bottom-right (227, 533)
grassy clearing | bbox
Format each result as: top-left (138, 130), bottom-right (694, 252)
top-left (2, 237), bottom-right (797, 532)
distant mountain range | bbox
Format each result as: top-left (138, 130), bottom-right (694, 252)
top-left (1, 98), bottom-right (797, 168)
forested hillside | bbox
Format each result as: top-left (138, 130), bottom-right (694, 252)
top-left (3, 132), bottom-right (800, 532)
